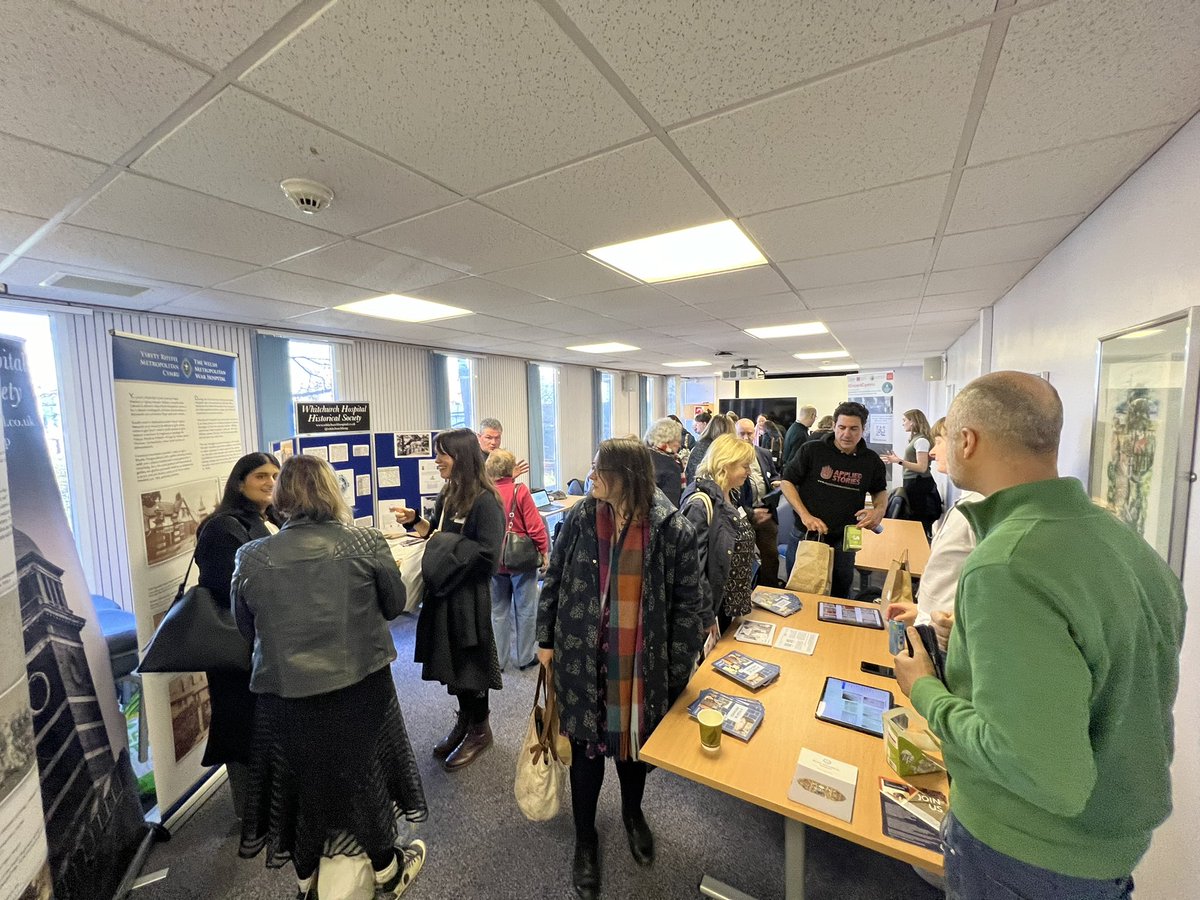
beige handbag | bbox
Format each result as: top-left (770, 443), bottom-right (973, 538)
top-left (881, 550), bottom-right (914, 606)
top-left (785, 531), bottom-right (834, 595)
top-left (515, 664), bottom-right (569, 821)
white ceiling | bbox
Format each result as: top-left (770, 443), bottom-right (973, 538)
top-left (1, 0), bottom-right (1198, 375)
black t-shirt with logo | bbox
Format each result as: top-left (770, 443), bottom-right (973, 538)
top-left (781, 432), bottom-right (887, 537)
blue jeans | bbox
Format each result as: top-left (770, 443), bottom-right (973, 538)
top-left (490, 570), bottom-right (539, 669)
top-left (942, 813), bottom-right (1134, 900)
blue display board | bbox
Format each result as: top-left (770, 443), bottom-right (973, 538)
top-left (373, 431), bottom-right (440, 527)
top-left (274, 433), bottom-right (375, 524)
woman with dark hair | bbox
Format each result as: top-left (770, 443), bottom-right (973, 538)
top-left (537, 438), bottom-right (706, 900)
top-left (684, 413), bottom-right (735, 483)
top-left (232, 455), bottom-right (426, 900)
top-left (882, 408), bottom-right (943, 538)
top-left (194, 451), bottom-right (281, 819)
top-left (394, 428), bottom-right (505, 771)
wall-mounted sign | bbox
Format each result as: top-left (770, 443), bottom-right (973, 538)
top-left (296, 402), bottom-right (371, 434)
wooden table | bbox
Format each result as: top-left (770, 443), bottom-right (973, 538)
top-left (639, 590), bottom-right (946, 899)
top-left (855, 518), bottom-right (931, 577)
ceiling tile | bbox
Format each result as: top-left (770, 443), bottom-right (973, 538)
top-left (810, 297), bottom-right (923, 322)
top-left (781, 240), bottom-right (932, 288)
top-left (671, 30), bottom-right (986, 214)
top-left (134, 88), bottom-right (460, 236)
top-left (361, 202), bottom-right (572, 275)
top-left (925, 259), bottom-right (1036, 295)
top-left (560, 0), bottom-right (994, 123)
top-left (743, 175), bottom-right (949, 260)
top-left (0, 210), bottom-right (45, 254)
top-left (479, 139), bottom-right (722, 249)
top-left (217, 269), bottom-right (372, 307)
top-left (456, 315), bottom-right (572, 343)
top-left (657, 266), bottom-right (789, 305)
top-left (0, 133), bottom-right (108, 218)
top-left (969, 0), bottom-right (1200, 165)
top-left (800, 275), bottom-right (925, 308)
top-left (948, 126), bottom-right (1174, 232)
top-left (918, 290), bottom-right (995, 311)
top-left (277, 241), bottom-right (462, 293)
top-left (69, 173), bottom-right (340, 265)
top-left (561, 285), bottom-right (669, 314)
top-left (935, 215), bottom-right (1083, 270)
top-left (914, 307), bottom-right (983, 326)
top-left (242, 0), bottom-right (645, 193)
top-left (693, 290), bottom-right (802, 318)
top-left (73, 0), bottom-right (298, 68)
top-left (406, 277), bottom-right (545, 314)
top-left (492, 301), bottom-right (603, 329)
top-left (32, 224), bottom-right (255, 286)
top-left (157, 289), bottom-right (321, 323)
top-left (0, 0), bottom-right (208, 161)
top-left (2, 257), bottom-right (193, 309)
top-left (485, 254), bottom-right (637, 300)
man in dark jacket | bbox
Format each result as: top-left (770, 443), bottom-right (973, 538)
top-left (782, 405), bottom-right (817, 469)
top-left (735, 418), bottom-right (783, 586)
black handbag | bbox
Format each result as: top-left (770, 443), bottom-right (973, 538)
top-left (138, 550), bottom-right (252, 673)
top-left (501, 487), bottom-right (540, 572)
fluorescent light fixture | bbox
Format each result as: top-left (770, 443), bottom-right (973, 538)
top-left (819, 364), bottom-right (858, 371)
top-left (663, 360), bottom-right (710, 368)
top-left (1117, 328), bottom-right (1164, 340)
top-left (745, 321), bottom-right (828, 339)
top-left (338, 294), bottom-right (471, 322)
top-left (567, 342), bottom-right (639, 353)
top-left (587, 220), bottom-right (766, 283)
top-left (793, 349), bottom-right (850, 360)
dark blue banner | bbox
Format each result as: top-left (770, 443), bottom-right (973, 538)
top-left (112, 333), bottom-right (236, 388)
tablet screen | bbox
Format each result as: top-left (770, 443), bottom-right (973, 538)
top-left (815, 677), bottom-right (893, 737)
top-left (817, 601), bottom-right (884, 629)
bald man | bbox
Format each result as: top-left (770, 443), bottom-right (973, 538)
top-left (893, 372), bottom-right (1185, 900)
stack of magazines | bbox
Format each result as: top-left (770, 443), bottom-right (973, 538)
top-left (686, 689), bottom-right (766, 741)
top-left (711, 650), bottom-right (781, 691)
top-left (750, 589), bottom-right (803, 616)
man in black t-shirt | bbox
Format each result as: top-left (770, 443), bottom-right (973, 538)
top-left (780, 401), bottom-right (888, 598)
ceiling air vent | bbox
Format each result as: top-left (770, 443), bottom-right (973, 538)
top-left (42, 273), bottom-right (150, 297)
top-left (280, 177), bottom-right (334, 214)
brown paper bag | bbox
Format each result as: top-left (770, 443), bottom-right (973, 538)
top-left (786, 534), bottom-right (834, 595)
top-left (881, 550), bottom-right (914, 605)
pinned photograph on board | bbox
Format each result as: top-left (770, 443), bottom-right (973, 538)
top-left (168, 673), bottom-right (211, 763)
top-left (0, 679), bottom-right (37, 807)
top-left (334, 469), bottom-right (356, 509)
top-left (140, 476), bottom-right (222, 566)
top-left (421, 495), bottom-right (438, 521)
top-left (394, 432), bottom-right (431, 458)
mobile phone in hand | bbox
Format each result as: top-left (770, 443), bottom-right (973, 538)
top-left (860, 660), bottom-right (896, 679)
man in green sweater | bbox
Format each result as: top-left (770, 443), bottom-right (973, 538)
top-left (893, 371), bottom-right (1185, 900)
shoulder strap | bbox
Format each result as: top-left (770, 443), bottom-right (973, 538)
top-left (686, 490), bottom-right (714, 525)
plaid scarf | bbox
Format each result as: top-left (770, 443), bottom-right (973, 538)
top-left (597, 503), bottom-right (648, 760)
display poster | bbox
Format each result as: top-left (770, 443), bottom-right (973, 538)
top-left (291, 433), bottom-right (374, 523)
top-left (1, 335), bottom-right (144, 900)
top-left (847, 371), bottom-right (895, 446)
top-left (295, 401), bottom-right (371, 434)
top-left (373, 431), bottom-right (440, 530)
top-left (111, 332), bottom-right (243, 813)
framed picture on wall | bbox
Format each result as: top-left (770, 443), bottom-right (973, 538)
top-left (1088, 308), bottom-right (1200, 576)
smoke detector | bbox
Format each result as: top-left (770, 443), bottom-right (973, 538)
top-left (280, 177), bottom-right (334, 214)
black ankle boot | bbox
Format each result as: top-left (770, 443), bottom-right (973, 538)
top-left (623, 809), bottom-right (654, 866)
top-left (432, 710), bottom-right (469, 760)
top-left (572, 840), bottom-right (599, 900)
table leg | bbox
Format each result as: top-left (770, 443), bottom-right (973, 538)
top-left (699, 875), bottom-right (757, 900)
top-left (785, 818), bottom-right (806, 900)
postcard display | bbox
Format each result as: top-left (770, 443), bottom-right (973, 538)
top-left (275, 432), bottom-right (376, 525)
top-left (373, 431), bottom-right (440, 527)
top-left (5, 334), bottom-right (144, 900)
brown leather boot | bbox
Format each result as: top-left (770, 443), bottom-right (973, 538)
top-left (443, 718), bottom-right (492, 771)
top-left (432, 710), bottom-right (469, 760)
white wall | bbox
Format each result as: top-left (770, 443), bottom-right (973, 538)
top-left (942, 113), bottom-right (1200, 897)
top-left (717, 374), bottom-right (849, 421)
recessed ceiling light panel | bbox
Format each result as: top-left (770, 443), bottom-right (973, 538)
top-left (337, 294), bottom-right (471, 322)
top-left (663, 360), bottom-right (710, 368)
top-left (793, 350), bottom-right (850, 360)
top-left (587, 220), bottom-right (766, 283)
top-left (567, 342), bottom-right (639, 353)
top-left (745, 321), bottom-right (828, 339)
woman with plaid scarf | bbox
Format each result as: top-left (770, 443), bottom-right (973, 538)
top-left (537, 438), bottom-right (707, 900)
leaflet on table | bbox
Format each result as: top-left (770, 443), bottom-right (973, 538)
top-left (878, 778), bottom-right (942, 852)
top-left (734, 619), bottom-right (776, 646)
top-left (879, 778), bottom-right (947, 830)
top-left (788, 748), bottom-right (857, 822)
top-left (686, 689), bottom-right (765, 742)
top-left (774, 627), bottom-right (819, 655)
top-left (750, 589), bottom-right (803, 616)
top-left (711, 650), bottom-right (781, 691)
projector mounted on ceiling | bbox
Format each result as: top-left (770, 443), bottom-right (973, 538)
top-left (720, 359), bottom-right (766, 381)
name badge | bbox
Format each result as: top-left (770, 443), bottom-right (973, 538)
top-left (453, 516), bottom-right (467, 525)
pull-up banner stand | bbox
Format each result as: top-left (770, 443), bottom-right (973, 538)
top-left (1, 334), bottom-right (144, 900)
top-left (110, 332), bottom-right (244, 815)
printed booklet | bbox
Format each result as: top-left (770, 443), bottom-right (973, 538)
top-left (751, 589), bottom-right (803, 616)
top-left (879, 778), bottom-right (947, 830)
top-left (878, 778), bottom-right (944, 852)
top-left (686, 689), bottom-right (766, 742)
top-left (734, 619), bottom-right (777, 646)
top-left (711, 650), bottom-right (781, 691)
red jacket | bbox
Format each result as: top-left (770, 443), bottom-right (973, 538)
top-left (494, 477), bottom-right (549, 573)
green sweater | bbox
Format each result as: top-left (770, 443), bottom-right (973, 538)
top-left (910, 477), bottom-right (1186, 879)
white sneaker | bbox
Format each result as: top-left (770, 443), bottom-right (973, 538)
top-left (375, 839), bottom-right (426, 899)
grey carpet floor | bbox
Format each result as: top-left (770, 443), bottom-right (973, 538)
top-left (135, 615), bottom-right (943, 899)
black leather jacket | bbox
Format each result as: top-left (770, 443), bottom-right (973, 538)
top-left (232, 517), bottom-right (405, 698)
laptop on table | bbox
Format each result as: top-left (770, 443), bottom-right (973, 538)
top-left (531, 489), bottom-right (563, 513)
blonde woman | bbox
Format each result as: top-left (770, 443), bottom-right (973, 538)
top-left (232, 455), bottom-right (426, 900)
top-left (680, 433), bottom-right (757, 637)
top-left (882, 408), bottom-right (943, 537)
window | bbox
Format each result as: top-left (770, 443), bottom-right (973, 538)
top-left (445, 355), bottom-right (476, 429)
top-left (0, 310), bottom-right (70, 521)
top-left (532, 364), bottom-right (560, 491)
top-left (641, 375), bottom-right (654, 434)
top-left (288, 339), bottom-right (336, 404)
top-left (666, 376), bottom-right (679, 418)
top-left (682, 376), bottom-right (717, 434)
top-left (597, 371), bottom-right (615, 441)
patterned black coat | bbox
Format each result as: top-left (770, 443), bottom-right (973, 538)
top-left (536, 491), bottom-right (706, 746)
